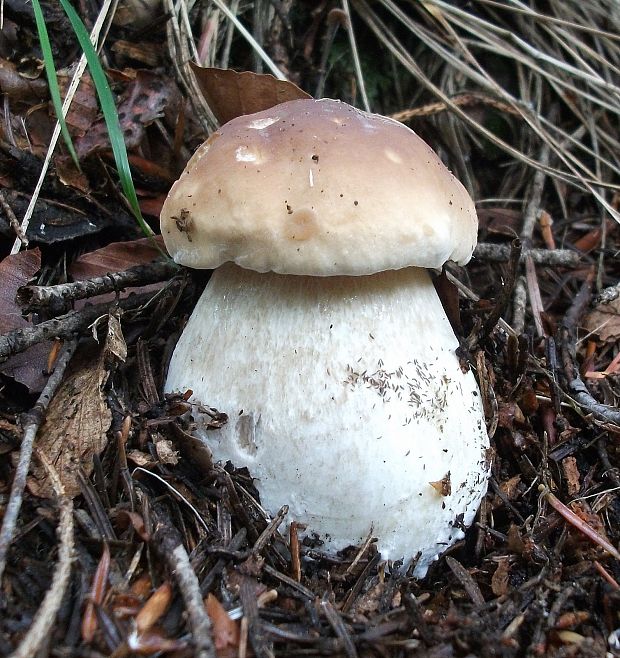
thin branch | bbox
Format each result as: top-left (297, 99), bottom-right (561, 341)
top-left (0, 339), bottom-right (77, 582)
top-left (473, 243), bottom-right (579, 266)
top-left (0, 288), bottom-right (174, 362)
top-left (16, 260), bottom-right (178, 312)
top-left (0, 190), bottom-right (28, 246)
top-left (171, 544), bottom-right (216, 658)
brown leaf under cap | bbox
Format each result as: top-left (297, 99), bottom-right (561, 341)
top-left (26, 314), bottom-right (123, 498)
top-left (189, 65), bottom-right (311, 125)
top-left (69, 236), bottom-right (166, 280)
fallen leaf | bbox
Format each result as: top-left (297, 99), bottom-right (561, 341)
top-left (82, 542), bottom-right (110, 642)
top-left (433, 271), bottom-right (461, 334)
top-left (27, 314), bottom-right (123, 498)
top-left (205, 594), bottom-right (240, 657)
top-left (76, 70), bottom-right (176, 158)
top-left (105, 312), bottom-right (128, 362)
top-left (117, 510), bottom-right (151, 541)
top-left (126, 449), bottom-right (155, 466)
top-left (69, 236), bottom-right (166, 280)
top-left (561, 456), bottom-right (581, 497)
top-left (57, 66), bottom-right (99, 136)
top-left (491, 557), bottom-right (511, 597)
top-left (55, 155), bottom-right (91, 194)
top-left (477, 207), bottom-right (522, 238)
top-left (190, 66), bottom-right (311, 124)
top-left (429, 471), bottom-right (451, 496)
top-left (583, 296), bottom-right (620, 342)
top-left (0, 249), bottom-right (49, 392)
top-left (126, 627), bottom-right (187, 654)
top-left (0, 57), bottom-right (47, 100)
top-left (555, 611), bottom-right (590, 630)
top-left (499, 475), bottom-right (521, 500)
top-left (136, 582), bottom-right (172, 633)
top-left (0, 249), bottom-right (41, 334)
top-left (154, 438), bottom-right (179, 465)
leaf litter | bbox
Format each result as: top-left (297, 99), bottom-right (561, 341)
top-left (0, 2), bottom-right (619, 657)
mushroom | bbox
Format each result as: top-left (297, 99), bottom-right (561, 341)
top-left (161, 98), bottom-right (490, 576)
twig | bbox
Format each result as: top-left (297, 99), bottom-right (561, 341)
top-left (444, 269), bottom-right (518, 338)
top-left (556, 273), bottom-right (620, 424)
top-left (321, 596), bottom-right (358, 658)
top-left (16, 260), bottom-right (178, 312)
top-left (539, 485), bottom-right (620, 560)
top-left (239, 576), bottom-right (272, 658)
top-left (512, 276), bottom-right (527, 334)
top-left (151, 503), bottom-right (215, 658)
top-left (470, 239), bottom-right (522, 348)
top-left (563, 269), bottom-right (595, 332)
top-left (0, 288), bottom-right (172, 362)
top-left (289, 522), bottom-right (302, 583)
top-left (445, 556), bottom-right (485, 606)
top-left (0, 338), bottom-right (78, 582)
top-left (262, 563), bottom-right (315, 599)
top-left (9, 483), bottom-right (74, 658)
top-left (171, 544), bottom-right (216, 658)
top-left (524, 255), bottom-right (545, 337)
top-left (0, 189), bottom-right (28, 246)
top-left (593, 560), bottom-right (620, 590)
top-left (473, 243), bottom-right (579, 267)
top-left (521, 145), bottom-right (551, 246)
top-left (252, 505), bottom-right (288, 555)
top-left (560, 368), bottom-right (620, 425)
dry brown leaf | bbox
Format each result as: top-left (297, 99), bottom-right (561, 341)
top-left (205, 594), bottom-right (240, 657)
top-left (154, 438), bottom-right (179, 465)
top-left (136, 582), bottom-right (173, 633)
top-left (0, 57), bottom-right (47, 100)
top-left (0, 249), bottom-right (41, 333)
top-left (0, 248), bottom-right (50, 392)
top-left (117, 510), bottom-right (151, 541)
top-left (57, 66), bottom-right (98, 136)
top-left (126, 449), bottom-right (155, 466)
top-left (76, 70), bottom-right (176, 158)
top-left (429, 471), bottom-right (451, 496)
top-left (82, 542), bottom-right (111, 642)
top-left (27, 314), bottom-right (124, 498)
top-left (561, 456), bottom-right (581, 497)
top-left (499, 475), bottom-right (521, 501)
top-left (491, 558), bottom-right (511, 597)
top-left (69, 236), bottom-right (166, 280)
top-left (190, 66), bottom-right (311, 125)
top-left (583, 296), bottom-right (620, 343)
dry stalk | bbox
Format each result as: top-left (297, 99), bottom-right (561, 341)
top-left (16, 260), bottom-right (178, 312)
top-left (9, 451), bottom-right (74, 658)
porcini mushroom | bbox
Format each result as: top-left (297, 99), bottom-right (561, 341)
top-left (161, 98), bottom-right (490, 576)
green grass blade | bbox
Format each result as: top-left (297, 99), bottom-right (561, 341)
top-left (58, 0), bottom-right (155, 238)
top-left (31, 0), bottom-right (80, 170)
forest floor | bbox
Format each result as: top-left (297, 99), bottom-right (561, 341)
top-left (0, 1), bottom-right (619, 657)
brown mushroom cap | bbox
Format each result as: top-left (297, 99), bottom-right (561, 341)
top-left (160, 98), bottom-right (478, 275)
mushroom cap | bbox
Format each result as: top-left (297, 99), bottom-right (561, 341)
top-left (161, 98), bottom-right (478, 275)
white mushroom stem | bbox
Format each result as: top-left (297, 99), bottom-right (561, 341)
top-left (165, 264), bottom-right (489, 576)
